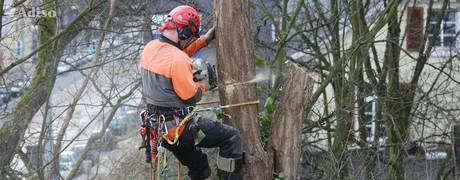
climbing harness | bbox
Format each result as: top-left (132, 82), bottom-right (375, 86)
top-left (139, 106), bottom-right (195, 180)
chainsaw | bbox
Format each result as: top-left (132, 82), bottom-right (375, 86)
top-left (193, 61), bottom-right (218, 89)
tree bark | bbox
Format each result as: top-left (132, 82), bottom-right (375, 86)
top-left (214, 0), bottom-right (271, 179)
top-left (268, 64), bottom-right (314, 179)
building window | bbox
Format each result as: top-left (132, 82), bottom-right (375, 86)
top-left (427, 9), bottom-right (457, 48)
top-left (363, 95), bottom-right (377, 143)
top-left (354, 94), bottom-right (387, 145)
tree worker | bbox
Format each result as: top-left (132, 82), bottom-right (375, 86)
top-left (139, 5), bottom-right (243, 180)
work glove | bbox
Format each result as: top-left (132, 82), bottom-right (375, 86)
top-left (196, 82), bottom-right (206, 96)
top-left (204, 26), bottom-right (215, 44)
top-left (193, 70), bottom-right (205, 82)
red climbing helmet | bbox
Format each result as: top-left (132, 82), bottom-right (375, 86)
top-left (159, 5), bottom-right (201, 40)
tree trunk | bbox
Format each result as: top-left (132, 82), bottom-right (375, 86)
top-left (268, 64), bottom-right (314, 179)
top-left (384, 2), bottom-right (406, 179)
top-left (214, 0), bottom-right (271, 179)
top-left (328, 0), bottom-right (351, 177)
top-left (0, 0), bottom-right (57, 176)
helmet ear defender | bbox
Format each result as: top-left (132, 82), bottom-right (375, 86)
top-left (178, 19), bottom-right (199, 40)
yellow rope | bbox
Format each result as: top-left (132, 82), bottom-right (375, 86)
top-left (161, 109), bottom-right (197, 145)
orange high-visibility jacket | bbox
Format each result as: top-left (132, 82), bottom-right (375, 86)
top-left (140, 37), bottom-right (207, 108)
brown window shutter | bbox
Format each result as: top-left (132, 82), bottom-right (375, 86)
top-left (406, 7), bottom-right (424, 52)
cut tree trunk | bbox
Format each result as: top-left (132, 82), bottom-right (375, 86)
top-left (269, 64), bottom-right (314, 179)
